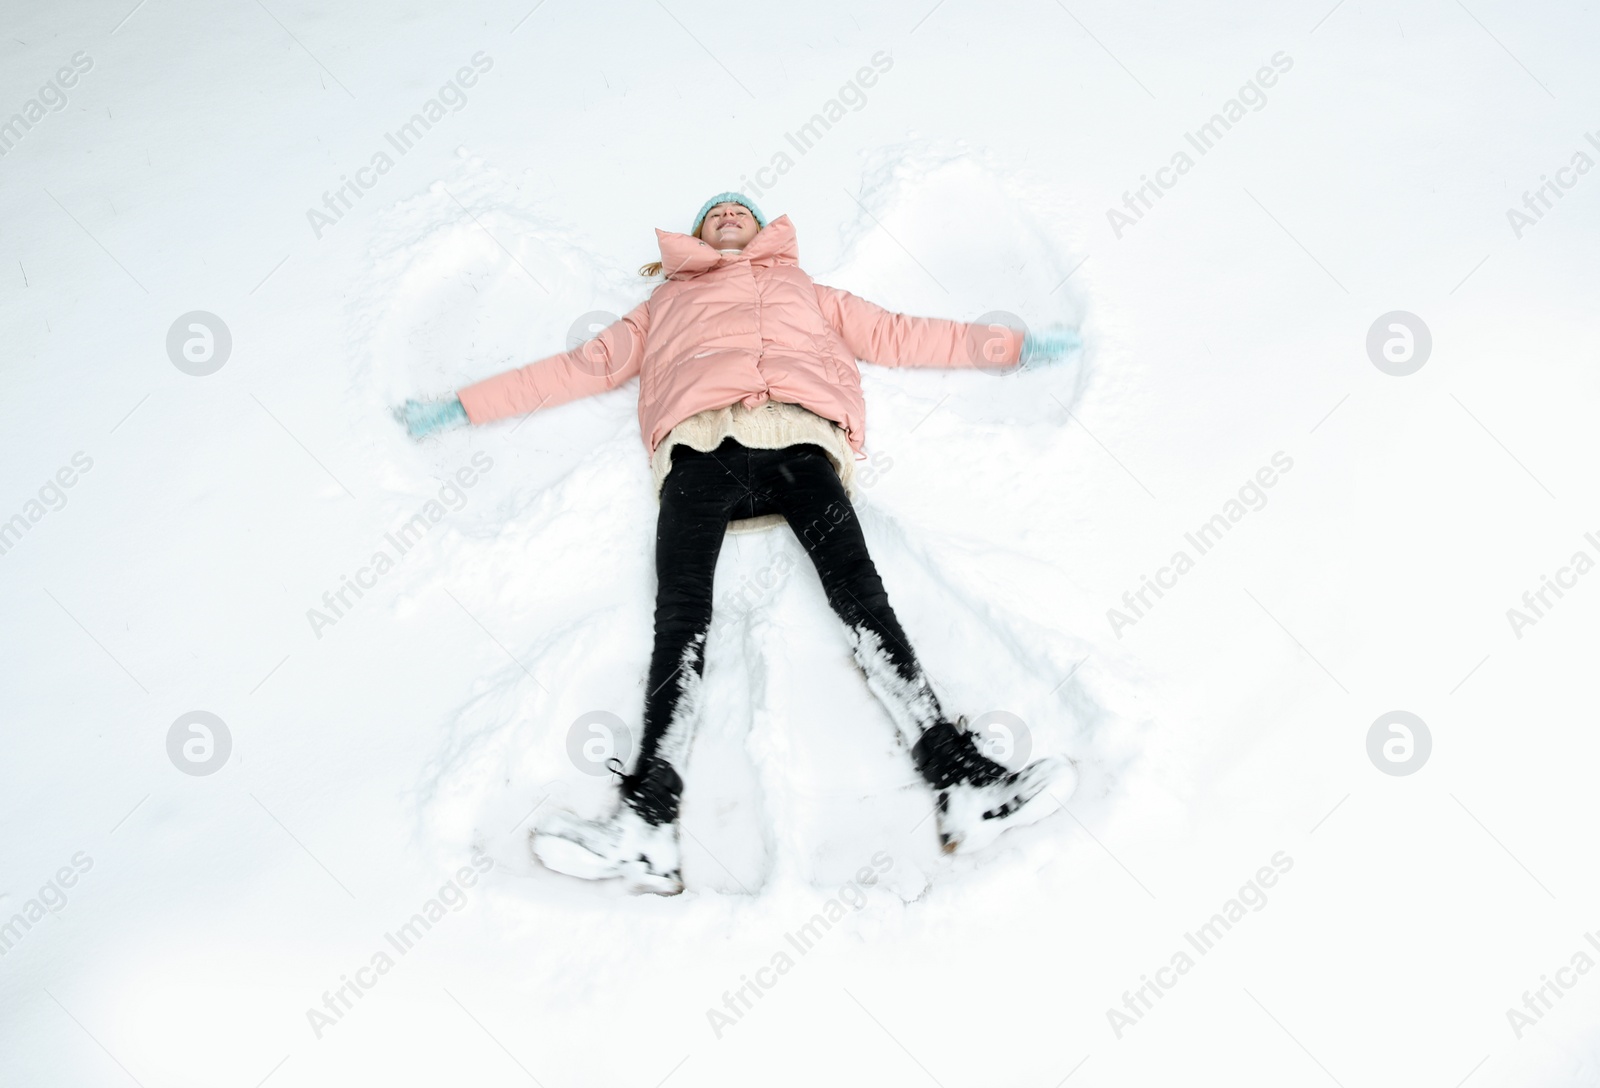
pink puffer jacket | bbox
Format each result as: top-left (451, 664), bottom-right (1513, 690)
top-left (455, 214), bottom-right (1023, 457)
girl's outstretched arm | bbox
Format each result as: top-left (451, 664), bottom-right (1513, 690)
top-left (393, 302), bottom-right (649, 438)
top-left (454, 301), bottom-right (651, 426)
top-left (393, 302), bottom-right (651, 440)
top-left (813, 284), bottom-right (1024, 369)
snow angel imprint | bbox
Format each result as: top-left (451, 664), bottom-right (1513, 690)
top-left (396, 192), bottom-right (1084, 895)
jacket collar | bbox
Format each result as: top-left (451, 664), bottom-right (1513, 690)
top-left (655, 214), bottom-right (797, 279)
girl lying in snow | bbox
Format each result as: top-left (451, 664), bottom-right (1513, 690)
top-left (397, 192), bottom-right (1082, 895)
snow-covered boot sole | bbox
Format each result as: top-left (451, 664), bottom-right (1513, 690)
top-left (531, 806), bottom-right (684, 896)
top-left (935, 754), bottom-right (1076, 855)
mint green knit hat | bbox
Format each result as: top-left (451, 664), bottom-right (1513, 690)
top-left (691, 192), bottom-right (767, 234)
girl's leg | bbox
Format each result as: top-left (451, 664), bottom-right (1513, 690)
top-left (530, 442), bottom-right (752, 894)
top-left (758, 444), bottom-right (1074, 855)
top-left (626, 442), bottom-right (750, 824)
top-left (757, 445), bottom-right (947, 748)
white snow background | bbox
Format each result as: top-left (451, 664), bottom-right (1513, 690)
top-left (2, 1), bottom-right (1598, 1085)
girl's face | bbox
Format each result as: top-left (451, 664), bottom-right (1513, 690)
top-left (698, 202), bottom-right (760, 249)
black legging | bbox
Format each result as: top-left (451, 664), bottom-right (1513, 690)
top-left (634, 437), bottom-right (947, 786)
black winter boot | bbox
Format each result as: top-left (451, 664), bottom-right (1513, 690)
top-left (530, 754), bottom-right (686, 895)
top-left (912, 720), bottom-right (1011, 789)
top-left (617, 752), bottom-right (684, 827)
top-left (912, 717), bottom-right (1075, 855)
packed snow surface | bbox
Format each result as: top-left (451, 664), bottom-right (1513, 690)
top-left (2, 1), bottom-right (1597, 1086)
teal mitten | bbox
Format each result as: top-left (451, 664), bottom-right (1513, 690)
top-left (394, 396), bottom-right (469, 440)
top-left (1018, 327), bottom-right (1082, 371)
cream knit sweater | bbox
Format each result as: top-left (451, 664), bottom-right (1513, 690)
top-left (650, 399), bottom-right (858, 534)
